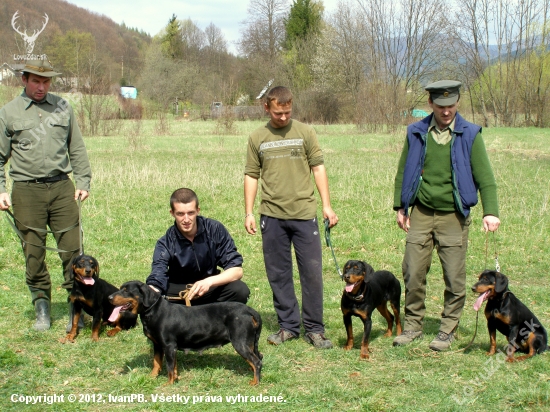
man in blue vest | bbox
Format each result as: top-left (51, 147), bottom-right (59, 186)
top-left (392, 80), bottom-right (501, 351)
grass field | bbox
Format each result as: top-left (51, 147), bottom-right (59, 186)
top-left (1, 119), bottom-right (549, 411)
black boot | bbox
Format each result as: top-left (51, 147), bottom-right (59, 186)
top-left (66, 301), bottom-right (85, 333)
top-left (34, 299), bottom-right (51, 331)
top-left (30, 288), bottom-right (51, 331)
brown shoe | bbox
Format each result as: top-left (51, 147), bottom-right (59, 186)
top-left (429, 331), bottom-right (455, 351)
top-left (267, 329), bottom-right (298, 345)
top-left (304, 332), bottom-right (333, 349)
top-left (392, 330), bottom-right (423, 346)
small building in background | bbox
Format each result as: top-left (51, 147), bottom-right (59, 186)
top-left (0, 62), bottom-right (21, 82)
top-left (121, 86), bottom-right (137, 99)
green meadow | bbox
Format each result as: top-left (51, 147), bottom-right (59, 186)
top-left (1, 120), bottom-right (549, 411)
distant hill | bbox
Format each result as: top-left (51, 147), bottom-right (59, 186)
top-left (0, 0), bottom-right (151, 85)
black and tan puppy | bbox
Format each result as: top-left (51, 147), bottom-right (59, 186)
top-left (472, 270), bottom-right (548, 361)
top-left (63, 254), bottom-right (137, 343)
top-left (341, 260), bottom-right (402, 359)
top-left (109, 280), bottom-right (263, 385)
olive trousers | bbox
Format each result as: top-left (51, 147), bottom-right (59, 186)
top-left (12, 179), bottom-right (80, 296)
top-left (402, 203), bottom-right (471, 334)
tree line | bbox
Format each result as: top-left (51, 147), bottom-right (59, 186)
top-left (136, 0), bottom-right (550, 128)
top-left (3, 0), bottom-right (550, 128)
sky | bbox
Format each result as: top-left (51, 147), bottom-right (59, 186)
top-left (65, 0), bottom-right (341, 55)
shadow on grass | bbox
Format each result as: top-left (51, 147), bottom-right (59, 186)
top-left (257, 310), bottom-right (279, 333)
top-left (334, 315), bottom-right (445, 348)
top-left (123, 348), bottom-right (258, 380)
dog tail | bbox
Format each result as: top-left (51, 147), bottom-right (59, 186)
top-left (252, 311), bottom-right (263, 360)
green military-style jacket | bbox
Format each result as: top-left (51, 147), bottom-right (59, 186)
top-left (0, 90), bottom-right (91, 193)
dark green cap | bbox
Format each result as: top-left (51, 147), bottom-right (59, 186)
top-left (425, 80), bottom-right (461, 105)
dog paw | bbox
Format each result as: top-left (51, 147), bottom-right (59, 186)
top-left (360, 353), bottom-right (370, 360)
top-left (106, 328), bottom-right (121, 337)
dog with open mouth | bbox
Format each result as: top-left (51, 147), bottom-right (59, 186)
top-left (62, 254), bottom-right (137, 342)
top-left (341, 260), bottom-right (402, 359)
top-left (472, 270), bottom-right (548, 361)
top-left (109, 280), bottom-right (263, 385)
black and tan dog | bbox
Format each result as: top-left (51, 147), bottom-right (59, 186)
top-left (472, 270), bottom-right (548, 361)
top-left (62, 254), bottom-right (137, 343)
top-left (341, 260), bottom-right (402, 359)
top-left (108, 280), bottom-right (263, 385)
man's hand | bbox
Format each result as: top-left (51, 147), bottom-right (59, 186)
top-left (396, 208), bottom-right (410, 232)
top-left (187, 278), bottom-right (214, 301)
top-left (0, 193), bottom-right (11, 211)
top-left (75, 190), bottom-right (89, 201)
top-left (483, 215), bottom-right (501, 232)
top-left (245, 214), bottom-right (257, 234)
top-left (323, 206), bottom-right (338, 228)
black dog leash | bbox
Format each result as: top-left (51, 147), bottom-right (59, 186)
top-left (324, 218), bottom-right (342, 279)
top-left (485, 231), bottom-right (500, 272)
top-left (454, 231), bottom-right (499, 354)
top-left (78, 197), bottom-right (84, 255)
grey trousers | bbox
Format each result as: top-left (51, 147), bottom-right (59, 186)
top-left (260, 215), bottom-right (325, 336)
top-left (402, 203), bottom-right (471, 334)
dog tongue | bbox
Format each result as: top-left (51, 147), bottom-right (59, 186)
top-left (108, 306), bottom-right (122, 322)
top-left (345, 282), bottom-right (356, 293)
top-left (83, 278), bottom-right (95, 285)
top-left (474, 291), bottom-right (490, 311)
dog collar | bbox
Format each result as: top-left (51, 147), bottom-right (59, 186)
top-left (345, 282), bottom-right (367, 302)
top-left (142, 294), bottom-right (163, 314)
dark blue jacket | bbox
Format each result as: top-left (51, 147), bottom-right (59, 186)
top-left (146, 216), bottom-right (243, 295)
top-left (400, 113), bottom-right (481, 217)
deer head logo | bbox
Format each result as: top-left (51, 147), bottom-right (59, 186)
top-left (11, 11), bottom-right (49, 55)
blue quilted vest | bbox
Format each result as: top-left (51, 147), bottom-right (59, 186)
top-left (400, 113), bottom-right (482, 217)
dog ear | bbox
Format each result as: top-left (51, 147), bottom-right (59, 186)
top-left (138, 281), bottom-right (157, 307)
top-left (70, 255), bottom-right (79, 276)
top-left (92, 257), bottom-right (99, 277)
top-left (364, 262), bottom-right (375, 278)
top-left (495, 272), bottom-right (509, 293)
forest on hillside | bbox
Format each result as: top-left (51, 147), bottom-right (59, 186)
top-left (0, 0), bottom-right (150, 86)
top-left (2, 0), bottom-right (550, 129)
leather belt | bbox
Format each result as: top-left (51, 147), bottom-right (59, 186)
top-left (24, 173), bottom-right (69, 184)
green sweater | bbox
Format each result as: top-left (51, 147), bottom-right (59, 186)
top-left (393, 130), bottom-right (499, 217)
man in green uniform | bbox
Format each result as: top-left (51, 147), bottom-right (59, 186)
top-left (0, 59), bottom-right (92, 331)
top-left (392, 80), bottom-right (500, 351)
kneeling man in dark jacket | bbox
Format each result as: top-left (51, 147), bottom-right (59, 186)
top-left (146, 188), bottom-right (249, 304)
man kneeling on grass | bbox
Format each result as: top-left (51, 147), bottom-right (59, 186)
top-left (146, 188), bottom-right (250, 304)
